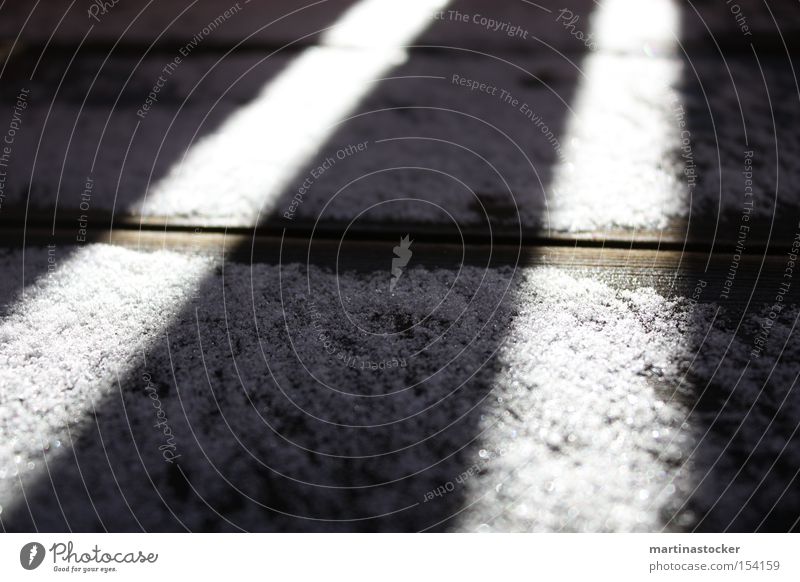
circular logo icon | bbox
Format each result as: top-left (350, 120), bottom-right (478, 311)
top-left (20, 542), bottom-right (46, 570)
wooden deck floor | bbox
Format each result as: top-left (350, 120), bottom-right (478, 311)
top-left (1, 0), bottom-right (799, 533)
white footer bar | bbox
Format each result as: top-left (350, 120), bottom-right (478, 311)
top-left (1, 533), bottom-right (798, 580)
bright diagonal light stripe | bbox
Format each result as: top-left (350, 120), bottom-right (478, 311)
top-left (451, 0), bottom-right (696, 530)
top-left (0, 245), bottom-right (211, 515)
top-left (142, 0), bottom-right (449, 221)
top-left (547, 0), bottom-right (686, 232)
top-left (0, 0), bottom-right (448, 520)
top-left (591, 0), bottom-right (681, 54)
top-left (320, 0), bottom-right (444, 49)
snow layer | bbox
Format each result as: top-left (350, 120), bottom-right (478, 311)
top-left (1, 51), bottom-right (796, 232)
top-left (2, 0), bottom-right (797, 53)
top-left (1, 244), bottom-right (798, 531)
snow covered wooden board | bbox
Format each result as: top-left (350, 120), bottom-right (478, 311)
top-left (1, 48), bottom-right (798, 246)
top-left (2, 0), bottom-right (799, 538)
top-left (0, 239), bottom-right (798, 532)
top-left (2, 0), bottom-right (798, 54)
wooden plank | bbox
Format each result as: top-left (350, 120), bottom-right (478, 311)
top-left (1, 48), bottom-right (796, 244)
top-left (7, 209), bottom-right (800, 256)
top-left (4, 225), bottom-right (795, 308)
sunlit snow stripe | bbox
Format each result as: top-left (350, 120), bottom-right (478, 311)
top-left (0, 245), bottom-right (211, 519)
top-left (141, 0), bottom-right (449, 221)
top-left (547, 0), bottom-right (686, 232)
top-left (0, 0), bottom-right (448, 522)
top-left (449, 0), bottom-right (696, 531)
